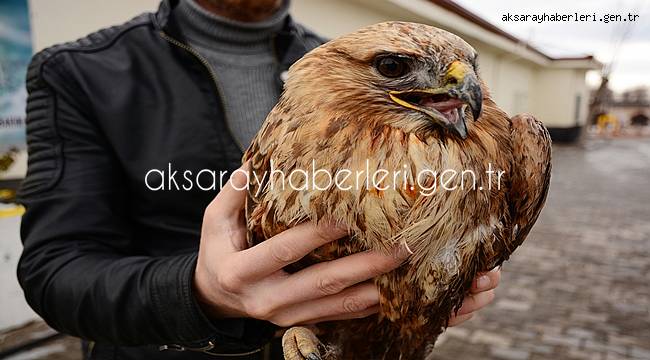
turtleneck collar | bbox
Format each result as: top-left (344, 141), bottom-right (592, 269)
top-left (174, 0), bottom-right (290, 54)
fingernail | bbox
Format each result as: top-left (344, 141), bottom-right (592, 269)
top-left (477, 275), bottom-right (490, 289)
top-left (394, 243), bottom-right (412, 260)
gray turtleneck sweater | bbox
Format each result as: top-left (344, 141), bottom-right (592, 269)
top-left (174, 0), bottom-right (290, 149)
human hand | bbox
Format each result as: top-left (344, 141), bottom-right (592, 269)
top-left (448, 268), bottom-right (501, 326)
top-left (194, 164), bottom-right (410, 326)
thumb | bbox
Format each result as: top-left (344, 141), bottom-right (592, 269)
top-left (211, 162), bottom-right (250, 220)
top-left (202, 163), bottom-right (250, 253)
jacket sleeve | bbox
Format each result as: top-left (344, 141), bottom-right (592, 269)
top-left (16, 51), bottom-right (273, 351)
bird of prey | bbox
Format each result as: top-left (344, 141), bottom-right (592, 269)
top-left (243, 21), bottom-right (551, 360)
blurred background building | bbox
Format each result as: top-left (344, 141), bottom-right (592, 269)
top-left (594, 87), bottom-right (650, 130)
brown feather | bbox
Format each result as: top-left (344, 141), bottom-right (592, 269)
top-left (243, 21), bottom-right (551, 359)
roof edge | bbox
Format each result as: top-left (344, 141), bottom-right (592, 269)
top-left (428, 0), bottom-right (599, 63)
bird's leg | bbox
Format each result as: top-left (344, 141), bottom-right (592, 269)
top-left (282, 327), bottom-right (322, 360)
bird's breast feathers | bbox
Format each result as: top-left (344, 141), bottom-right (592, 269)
top-left (242, 21), bottom-right (551, 358)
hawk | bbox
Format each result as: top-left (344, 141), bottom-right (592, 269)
top-left (243, 21), bottom-right (551, 359)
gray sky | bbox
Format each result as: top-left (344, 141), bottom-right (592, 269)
top-left (454, 0), bottom-right (650, 93)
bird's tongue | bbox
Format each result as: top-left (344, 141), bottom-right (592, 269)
top-left (420, 97), bottom-right (464, 114)
top-left (443, 108), bottom-right (466, 126)
top-left (445, 107), bottom-right (469, 139)
top-left (419, 97), bottom-right (463, 124)
top-left (409, 93), bottom-right (469, 138)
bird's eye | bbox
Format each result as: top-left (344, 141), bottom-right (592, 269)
top-left (374, 55), bottom-right (409, 78)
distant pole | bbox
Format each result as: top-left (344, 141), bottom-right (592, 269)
top-left (582, 75), bottom-right (610, 144)
top-left (589, 76), bottom-right (609, 124)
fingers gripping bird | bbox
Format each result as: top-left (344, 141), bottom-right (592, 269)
top-left (243, 22), bottom-right (551, 360)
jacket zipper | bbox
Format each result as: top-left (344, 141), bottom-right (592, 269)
top-left (157, 30), bottom-right (286, 357)
top-left (157, 30), bottom-right (259, 355)
top-left (159, 31), bottom-right (246, 152)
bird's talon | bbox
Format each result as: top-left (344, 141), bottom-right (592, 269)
top-left (282, 326), bottom-right (322, 360)
top-left (307, 352), bottom-right (322, 360)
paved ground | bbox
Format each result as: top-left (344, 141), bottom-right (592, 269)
top-left (2, 137), bottom-right (649, 360)
top-left (435, 138), bottom-right (650, 360)
top-left (0, 322), bottom-right (81, 360)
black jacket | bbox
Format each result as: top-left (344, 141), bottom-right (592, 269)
top-left (16, 1), bottom-right (323, 358)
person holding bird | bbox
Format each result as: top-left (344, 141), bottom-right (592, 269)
top-left (18, 1), bottom-right (507, 359)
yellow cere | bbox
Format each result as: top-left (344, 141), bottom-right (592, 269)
top-left (445, 60), bottom-right (470, 84)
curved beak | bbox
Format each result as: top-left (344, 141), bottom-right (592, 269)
top-left (388, 60), bottom-right (483, 140)
top-left (445, 60), bottom-right (482, 122)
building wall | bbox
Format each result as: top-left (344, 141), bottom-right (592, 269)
top-left (531, 68), bottom-right (590, 127)
top-left (610, 106), bottom-right (650, 126)
top-left (574, 69), bottom-right (590, 126)
top-left (291, 0), bottom-right (394, 36)
top-left (29, 0), bottom-right (160, 52)
top-left (0, 215), bottom-right (38, 330)
top-left (490, 56), bottom-right (535, 117)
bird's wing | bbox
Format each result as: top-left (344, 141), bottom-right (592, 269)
top-left (242, 107), bottom-right (286, 248)
top-left (242, 105), bottom-right (354, 272)
top-left (242, 102), bottom-right (319, 250)
top-left (505, 113), bottom-right (552, 255)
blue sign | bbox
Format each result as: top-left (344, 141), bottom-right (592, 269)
top-left (0, 0), bottom-right (32, 179)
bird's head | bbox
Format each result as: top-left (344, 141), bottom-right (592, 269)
top-left (285, 22), bottom-right (484, 140)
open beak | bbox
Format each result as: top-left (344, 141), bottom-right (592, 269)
top-left (388, 60), bottom-right (482, 139)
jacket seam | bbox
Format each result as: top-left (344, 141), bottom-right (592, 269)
top-left (35, 18), bottom-right (152, 86)
top-left (20, 84), bottom-right (64, 198)
top-left (26, 18), bottom-right (153, 196)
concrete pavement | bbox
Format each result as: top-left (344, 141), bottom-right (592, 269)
top-left (434, 138), bottom-right (650, 360)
